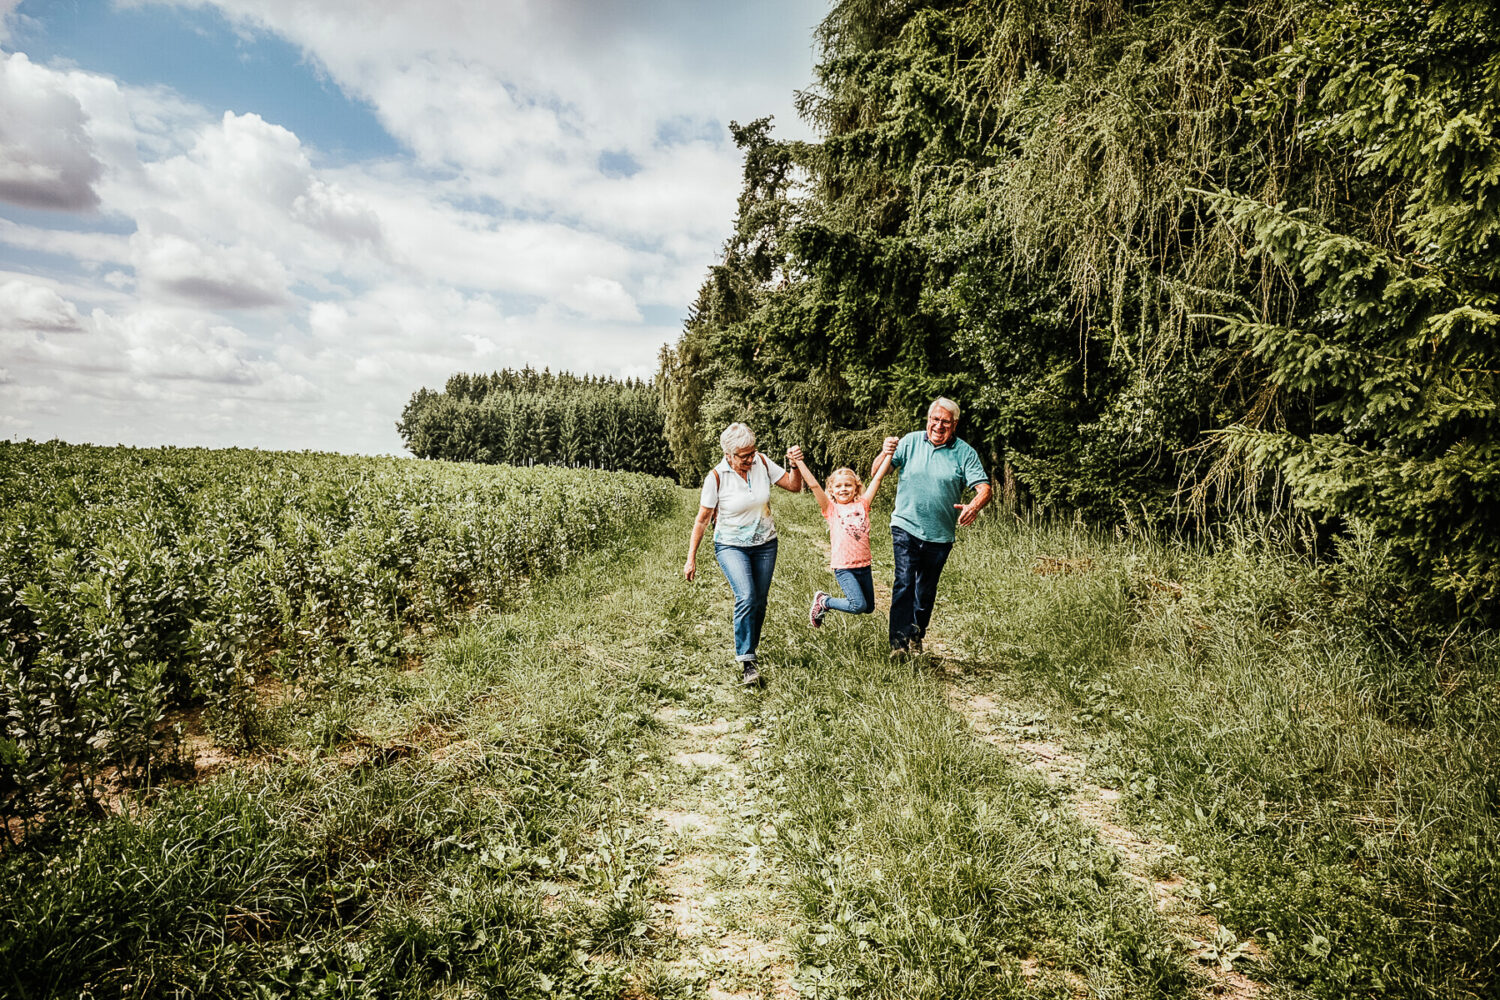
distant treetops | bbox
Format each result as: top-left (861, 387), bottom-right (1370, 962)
top-left (398, 367), bottom-right (673, 478)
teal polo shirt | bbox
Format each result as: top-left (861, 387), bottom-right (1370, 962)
top-left (890, 431), bottom-right (989, 544)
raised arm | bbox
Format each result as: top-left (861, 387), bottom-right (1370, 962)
top-left (792, 454), bottom-right (832, 516)
top-left (871, 435), bottom-right (900, 479)
top-left (775, 446), bottom-right (805, 493)
top-left (863, 449), bottom-right (894, 503)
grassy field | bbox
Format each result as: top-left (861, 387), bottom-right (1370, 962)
top-left (2, 475), bottom-right (1494, 998)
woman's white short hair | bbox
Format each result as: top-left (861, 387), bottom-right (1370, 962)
top-left (929, 397), bottom-right (960, 423)
top-left (720, 422), bottom-right (757, 456)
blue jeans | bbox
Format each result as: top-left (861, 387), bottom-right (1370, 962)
top-left (715, 538), bottom-right (778, 661)
top-left (825, 566), bottom-right (874, 615)
top-left (889, 526), bottom-right (952, 649)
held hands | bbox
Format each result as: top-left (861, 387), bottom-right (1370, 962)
top-left (882, 436), bottom-right (899, 455)
top-left (785, 445), bottom-right (804, 466)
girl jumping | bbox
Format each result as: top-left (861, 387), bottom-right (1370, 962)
top-left (790, 439), bottom-right (896, 627)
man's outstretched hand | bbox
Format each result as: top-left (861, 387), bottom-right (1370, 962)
top-left (954, 502), bottom-right (980, 527)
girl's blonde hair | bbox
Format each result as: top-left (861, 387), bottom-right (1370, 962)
top-left (828, 467), bottom-right (863, 491)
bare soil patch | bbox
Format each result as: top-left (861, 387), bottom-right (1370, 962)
top-left (638, 663), bottom-right (795, 999)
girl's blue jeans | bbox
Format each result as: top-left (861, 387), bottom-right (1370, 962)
top-left (714, 538), bottom-right (778, 661)
top-left (825, 565), bottom-right (874, 615)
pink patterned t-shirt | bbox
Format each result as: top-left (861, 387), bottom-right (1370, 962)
top-left (824, 497), bottom-right (873, 569)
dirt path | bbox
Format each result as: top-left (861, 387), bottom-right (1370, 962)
top-left (641, 597), bottom-right (797, 999)
top-left (935, 641), bottom-right (1268, 999)
top-left (637, 500), bottom-right (1271, 997)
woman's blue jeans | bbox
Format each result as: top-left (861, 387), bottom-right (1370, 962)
top-left (714, 538), bottom-right (778, 661)
top-left (825, 565), bottom-right (874, 615)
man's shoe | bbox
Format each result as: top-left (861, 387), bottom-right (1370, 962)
top-left (740, 662), bottom-right (763, 687)
top-left (911, 636), bottom-right (924, 655)
top-left (889, 646), bottom-right (910, 661)
top-left (809, 591), bottom-right (829, 628)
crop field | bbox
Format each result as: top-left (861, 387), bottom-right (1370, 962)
top-left (1, 449), bottom-right (1496, 999)
top-left (0, 442), bottom-right (675, 830)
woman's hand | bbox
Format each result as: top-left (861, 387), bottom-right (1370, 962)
top-left (683, 557), bottom-right (696, 581)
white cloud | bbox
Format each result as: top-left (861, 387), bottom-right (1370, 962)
top-left (132, 229), bottom-right (291, 309)
top-left (0, 279), bottom-right (85, 332)
top-left (1, 0), bottom-right (822, 452)
top-left (0, 219), bottom-right (133, 268)
top-left (105, 309), bottom-right (259, 383)
top-left (126, 111), bottom-right (390, 285)
top-left (0, 52), bottom-right (103, 210)
top-left (568, 275), bottom-right (641, 323)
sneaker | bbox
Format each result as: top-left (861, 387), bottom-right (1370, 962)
top-left (809, 591), bottom-right (829, 628)
top-left (740, 662), bottom-right (762, 687)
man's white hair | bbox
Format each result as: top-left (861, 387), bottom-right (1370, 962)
top-left (719, 422), bottom-right (757, 455)
top-left (929, 397), bottom-right (960, 423)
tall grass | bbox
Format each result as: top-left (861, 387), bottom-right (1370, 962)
top-left (0, 504), bottom-right (688, 999)
top-left (941, 513), bottom-right (1500, 999)
top-left (739, 509), bottom-right (1193, 999)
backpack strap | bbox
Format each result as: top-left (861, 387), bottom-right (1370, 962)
top-left (708, 453), bottom-right (768, 526)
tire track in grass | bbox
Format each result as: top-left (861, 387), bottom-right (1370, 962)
top-left (731, 503), bottom-right (1192, 998)
top-left (647, 698), bottom-right (797, 999)
top-left (635, 506), bottom-right (801, 999)
top-left (931, 637), bottom-right (1269, 1000)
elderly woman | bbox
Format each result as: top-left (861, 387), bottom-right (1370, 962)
top-left (684, 423), bottom-right (803, 687)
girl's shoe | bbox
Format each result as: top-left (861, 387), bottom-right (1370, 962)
top-left (809, 591), bottom-right (829, 627)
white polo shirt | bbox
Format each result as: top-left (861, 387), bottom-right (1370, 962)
top-left (700, 453), bottom-right (786, 547)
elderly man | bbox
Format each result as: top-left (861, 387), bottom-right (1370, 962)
top-left (877, 397), bottom-right (991, 655)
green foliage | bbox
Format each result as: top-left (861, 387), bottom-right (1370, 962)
top-left (397, 366), bottom-right (673, 477)
top-left (1205, 0), bottom-right (1500, 612)
top-left (660, 0), bottom-right (1500, 615)
top-left (945, 514), bottom-right (1500, 999)
top-left (0, 442), bottom-right (675, 831)
top-left (661, 0), bottom-right (1283, 513)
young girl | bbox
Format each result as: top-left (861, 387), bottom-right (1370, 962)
top-left (791, 441), bottom-right (896, 627)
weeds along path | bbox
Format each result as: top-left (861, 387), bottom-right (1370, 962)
top-left (940, 677), bottom-right (1267, 1000)
top-left (2, 486), bottom-right (1277, 998)
top-left (929, 549), bottom-right (1280, 1000)
top-left (709, 495), bottom-right (1202, 999)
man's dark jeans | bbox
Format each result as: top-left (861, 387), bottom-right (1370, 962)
top-left (889, 525), bottom-right (953, 650)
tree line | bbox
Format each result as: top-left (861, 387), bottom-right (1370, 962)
top-left (398, 368), bottom-right (673, 477)
top-left (655, 0), bottom-right (1499, 619)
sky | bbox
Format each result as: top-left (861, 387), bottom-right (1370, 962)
top-left (0, 0), bottom-right (824, 454)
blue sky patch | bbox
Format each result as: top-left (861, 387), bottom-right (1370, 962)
top-left (597, 150), bottom-right (641, 179)
top-left (9, 0), bottom-right (400, 161)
